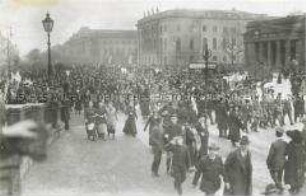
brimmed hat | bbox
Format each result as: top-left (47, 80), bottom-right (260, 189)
top-left (286, 130), bottom-right (303, 143)
top-left (275, 127), bottom-right (284, 134)
top-left (209, 143), bottom-right (220, 151)
top-left (240, 136), bottom-right (250, 145)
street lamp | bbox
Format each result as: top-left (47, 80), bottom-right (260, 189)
top-left (42, 12), bottom-right (54, 81)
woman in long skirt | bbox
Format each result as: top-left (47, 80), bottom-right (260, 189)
top-left (123, 104), bottom-right (138, 137)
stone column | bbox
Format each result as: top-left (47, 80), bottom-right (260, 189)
top-left (276, 40), bottom-right (281, 68)
top-left (285, 39), bottom-right (291, 66)
top-left (267, 41), bottom-right (272, 67)
top-left (259, 42), bottom-right (264, 62)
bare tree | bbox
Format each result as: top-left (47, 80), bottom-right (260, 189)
top-left (223, 37), bottom-right (244, 68)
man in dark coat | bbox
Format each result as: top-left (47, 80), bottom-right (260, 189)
top-left (165, 136), bottom-right (191, 195)
top-left (266, 127), bottom-right (287, 192)
top-left (150, 126), bottom-right (164, 177)
top-left (164, 113), bottom-right (184, 174)
top-left (284, 130), bottom-right (306, 194)
top-left (144, 111), bottom-right (162, 146)
top-left (198, 143), bottom-right (224, 196)
top-left (215, 98), bottom-right (228, 138)
top-left (228, 106), bottom-right (244, 147)
top-left (224, 136), bottom-right (253, 196)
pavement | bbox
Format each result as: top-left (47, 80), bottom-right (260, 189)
top-left (22, 107), bottom-right (306, 196)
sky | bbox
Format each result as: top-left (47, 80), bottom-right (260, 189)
top-left (0, 0), bottom-right (306, 57)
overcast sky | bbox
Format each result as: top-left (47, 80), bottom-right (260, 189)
top-left (0, 0), bottom-right (306, 57)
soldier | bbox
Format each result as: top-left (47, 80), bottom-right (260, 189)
top-left (224, 136), bottom-right (253, 196)
top-left (266, 127), bottom-right (287, 193)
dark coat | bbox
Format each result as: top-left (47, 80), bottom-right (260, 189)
top-left (168, 144), bottom-right (191, 183)
top-left (224, 149), bottom-right (253, 196)
top-left (266, 139), bottom-right (287, 171)
top-left (228, 111), bottom-right (243, 142)
top-left (195, 123), bottom-right (209, 156)
top-left (284, 141), bottom-right (305, 189)
top-left (216, 102), bottom-right (228, 130)
top-left (199, 155), bottom-right (224, 194)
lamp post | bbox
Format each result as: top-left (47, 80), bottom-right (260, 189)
top-left (203, 44), bottom-right (212, 85)
top-left (42, 12), bottom-right (54, 81)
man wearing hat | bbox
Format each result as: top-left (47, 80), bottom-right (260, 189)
top-left (165, 136), bottom-right (191, 196)
top-left (266, 127), bottom-right (287, 193)
top-left (224, 135), bottom-right (253, 196)
top-left (163, 113), bottom-right (184, 174)
top-left (195, 143), bottom-right (224, 196)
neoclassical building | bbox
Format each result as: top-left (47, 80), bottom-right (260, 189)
top-left (58, 27), bottom-right (138, 65)
top-left (136, 9), bottom-right (268, 67)
top-left (244, 15), bottom-right (306, 70)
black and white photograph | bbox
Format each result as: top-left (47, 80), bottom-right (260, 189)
top-left (1, 0), bottom-right (306, 195)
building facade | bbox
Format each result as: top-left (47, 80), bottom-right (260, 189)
top-left (136, 9), bottom-right (268, 67)
top-left (58, 27), bottom-right (138, 65)
top-left (244, 15), bottom-right (306, 70)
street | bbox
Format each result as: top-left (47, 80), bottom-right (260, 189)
top-left (22, 108), bottom-right (304, 196)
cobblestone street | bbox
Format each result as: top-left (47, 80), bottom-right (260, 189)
top-left (22, 108), bottom-right (305, 196)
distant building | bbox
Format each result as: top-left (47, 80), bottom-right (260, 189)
top-left (136, 9), bottom-right (268, 67)
top-left (58, 27), bottom-right (138, 65)
top-left (244, 15), bottom-right (306, 70)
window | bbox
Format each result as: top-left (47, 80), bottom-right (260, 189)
top-left (213, 38), bottom-right (217, 50)
top-left (223, 37), bottom-right (227, 50)
top-left (203, 37), bottom-right (208, 51)
top-left (212, 56), bottom-right (218, 61)
top-left (232, 37), bottom-right (237, 46)
top-left (223, 27), bottom-right (228, 34)
top-left (177, 24), bottom-right (181, 32)
top-left (160, 26), bottom-right (162, 34)
top-left (164, 38), bottom-right (167, 50)
top-left (164, 56), bottom-right (167, 65)
top-left (231, 27), bottom-right (237, 34)
top-left (190, 38), bottom-right (194, 50)
top-left (213, 26), bottom-right (218, 33)
top-left (233, 55), bottom-right (236, 61)
top-left (202, 25), bottom-right (207, 32)
top-left (223, 56), bottom-right (227, 62)
top-left (164, 25), bottom-right (167, 32)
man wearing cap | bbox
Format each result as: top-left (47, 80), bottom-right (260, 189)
top-left (224, 135), bottom-right (253, 196)
top-left (197, 143), bottom-right (224, 196)
top-left (266, 127), bottom-right (287, 193)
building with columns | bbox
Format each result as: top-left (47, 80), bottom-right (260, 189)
top-left (244, 15), bottom-right (306, 70)
top-left (57, 27), bottom-right (138, 65)
top-left (136, 9), bottom-right (268, 68)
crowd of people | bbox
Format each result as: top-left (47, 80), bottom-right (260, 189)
top-left (1, 63), bottom-right (306, 196)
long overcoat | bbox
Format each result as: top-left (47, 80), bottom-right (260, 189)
top-left (224, 149), bottom-right (253, 196)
